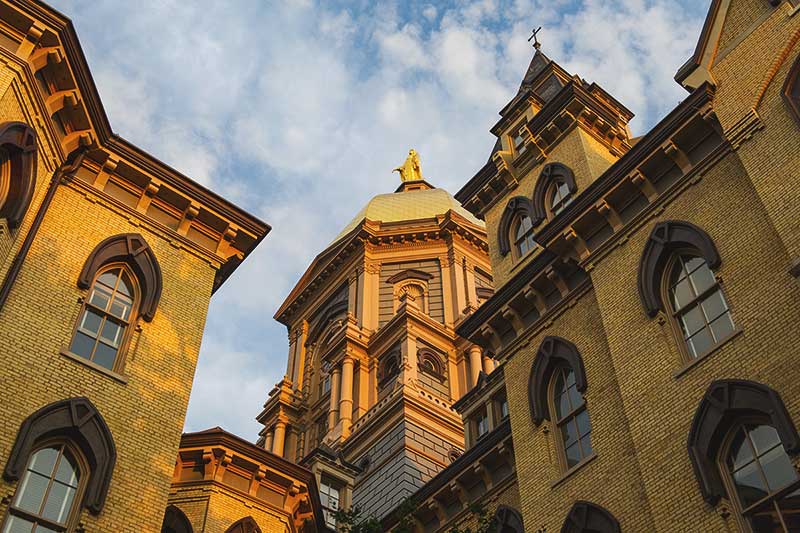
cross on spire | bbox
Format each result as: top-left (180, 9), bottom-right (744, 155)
top-left (528, 26), bottom-right (542, 50)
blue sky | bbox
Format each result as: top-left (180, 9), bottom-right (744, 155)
top-left (49, 0), bottom-right (710, 440)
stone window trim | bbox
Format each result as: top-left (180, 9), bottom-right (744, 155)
top-left (560, 501), bottom-right (621, 533)
top-left (3, 397), bottom-right (116, 515)
top-left (529, 336), bottom-right (588, 424)
top-left (161, 505), bottom-right (193, 533)
top-left (533, 162), bottom-right (577, 222)
top-left (637, 220), bottom-right (721, 318)
top-left (393, 279), bottom-right (429, 313)
top-left (783, 53), bottom-right (800, 127)
top-left (224, 516), bottom-right (262, 533)
top-left (378, 350), bottom-right (401, 387)
top-left (497, 196), bottom-right (536, 256)
top-left (78, 233), bottom-right (162, 322)
top-left (306, 299), bottom-right (349, 348)
top-left (417, 347), bottom-right (446, 381)
top-left (687, 380), bottom-right (800, 505)
top-left (0, 121), bottom-right (37, 230)
top-left (492, 505), bottom-right (525, 532)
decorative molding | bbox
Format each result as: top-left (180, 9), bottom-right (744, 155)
top-left (687, 379), bottom-right (800, 505)
top-left (78, 233), bottom-right (163, 322)
top-left (3, 397), bottom-right (116, 514)
top-left (497, 196), bottom-right (536, 256)
top-left (637, 220), bottom-right (720, 317)
top-left (560, 501), bottom-right (621, 533)
top-left (529, 336), bottom-right (587, 424)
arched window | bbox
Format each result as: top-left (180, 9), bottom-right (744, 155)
top-left (533, 162), bottom-right (577, 221)
top-left (512, 213), bottom-right (537, 259)
top-left (723, 423), bottom-right (800, 531)
top-left (549, 366), bottom-right (593, 469)
top-left (560, 501), bottom-right (621, 533)
top-left (70, 265), bottom-right (138, 372)
top-left (225, 516), bottom-right (261, 533)
top-left (379, 351), bottom-right (401, 387)
top-left (0, 121), bottom-right (37, 230)
top-left (161, 505), bottom-right (193, 533)
top-left (417, 348), bottom-right (445, 380)
top-left (638, 221), bottom-right (734, 362)
top-left (529, 337), bottom-right (592, 472)
top-left (688, 380), bottom-right (800, 531)
top-left (493, 505), bottom-right (525, 533)
top-left (319, 362), bottom-right (332, 398)
top-left (2, 443), bottom-right (85, 532)
top-left (664, 252), bottom-right (734, 359)
top-left (547, 179), bottom-right (573, 216)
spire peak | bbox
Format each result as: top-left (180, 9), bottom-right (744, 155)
top-left (528, 26), bottom-right (542, 51)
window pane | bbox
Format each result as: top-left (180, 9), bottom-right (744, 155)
top-left (729, 428), bottom-right (754, 470)
top-left (687, 328), bottom-right (714, 358)
top-left (567, 385), bottom-right (583, 411)
top-left (4, 515), bottom-right (35, 533)
top-left (709, 313), bottom-right (735, 342)
top-left (92, 342), bottom-right (118, 370)
top-left (97, 269), bottom-right (119, 288)
top-left (683, 256), bottom-right (705, 274)
top-left (99, 320), bottom-right (123, 347)
top-left (565, 443), bottom-right (581, 468)
top-left (669, 258), bottom-right (689, 285)
top-left (109, 297), bottom-right (131, 321)
top-left (561, 419), bottom-right (578, 447)
top-left (28, 448), bottom-right (58, 477)
top-left (14, 470), bottom-right (49, 513)
top-left (760, 445), bottom-right (798, 492)
top-left (734, 461), bottom-right (769, 507)
top-left (701, 290), bottom-right (728, 322)
top-left (750, 426), bottom-right (781, 455)
top-left (54, 453), bottom-right (79, 487)
top-left (79, 309), bottom-right (103, 336)
top-left (670, 278), bottom-right (694, 310)
top-left (88, 287), bottom-right (111, 310)
top-left (688, 262), bottom-right (716, 295)
top-left (749, 505), bottom-right (783, 533)
top-left (34, 526), bottom-right (59, 533)
top-left (555, 392), bottom-right (570, 420)
top-left (42, 482), bottom-right (76, 523)
top-left (679, 305), bottom-right (705, 336)
top-left (565, 369), bottom-right (575, 387)
top-left (580, 434), bottom-right (593, 457)
top-left (117, 272), bottom-right (134, 297)
top-left (576, 410), bottom-right (591, 437)
top-left (70, 332), bottom-right (96, 359)
top-left (778, 487), bottom-right (800, 531)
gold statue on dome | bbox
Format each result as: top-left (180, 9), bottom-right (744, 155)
top-left (394, 149), bottom-right (423, 182)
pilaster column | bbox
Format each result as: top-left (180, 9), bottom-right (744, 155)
top-left (464, 259), bottom-right (477, 309)
top-left (328, 365), bottom-right (341, 429)
top-left (468, 345), bottom-right (482, 387)
top-left (339, 356), bottom-right (355, 438)
top-left (264, 430), bottom-right (274, 452)
top-left (438, 254), bottom-right (455, 326)
top-left (482, 355), bottom-right (494, 375)
top-left (356, 359), bottom-right (369, 418)
top-left (273, 421), bottom-right (287, 457)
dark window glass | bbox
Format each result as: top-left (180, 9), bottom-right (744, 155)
top-left (551, 367), bottom-right (592, 469)
top-left (513, 215), bottom-right (537, 258)
top-left (70, 267), bottom-right (136, 371)
top-left (726, 423), bottom-right (800, 532)
top-left (668, 254), bottom-right (734, 359)
top-left (549, 181), bottom-right (573, 215)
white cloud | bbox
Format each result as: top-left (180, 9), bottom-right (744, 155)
top-left (50, 0), bottom-right (709, 439)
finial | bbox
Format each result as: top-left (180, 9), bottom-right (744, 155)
top-left (528, 26), bottom-right (542, 50)
top-left (393, 148), bottom-right (423, 182)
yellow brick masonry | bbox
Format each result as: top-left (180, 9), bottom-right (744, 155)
top-left (170, 485), bottom-right (292, 533)
top-left (0, 81), bottom-right (216, 531)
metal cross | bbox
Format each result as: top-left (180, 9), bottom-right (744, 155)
top-left (528, 26), bottom-right (542, 49)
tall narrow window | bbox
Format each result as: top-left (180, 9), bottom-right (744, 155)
top-left (665, 253), bottom-right (734, 359)
top-left (548, 180), bottom-right (573, 216)
top-left (2, 444), bottom-right (84, 533)
top-left (319, 478), bottom-right (341, 529)
top-left (70, 265), bottom-right (138, 371)
top-left (512, 130), bottom-right (526, 156)
top-left (550, 367), bottom-right (592, 469)
top-left (724, 423), bottom-right (800, 532)
top-left (512, 214), bottom-right (537, 259)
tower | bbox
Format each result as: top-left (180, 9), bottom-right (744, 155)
top-left (257, 153), bottom-right (493, 525)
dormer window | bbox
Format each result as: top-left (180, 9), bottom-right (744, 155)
top-left (473, 408), bottom-right (489, 439)
top-left (511, 125), bottom-right (527, 157)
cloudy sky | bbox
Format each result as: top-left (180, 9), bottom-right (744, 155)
top-left (49, 0), bottom-right (710, 440)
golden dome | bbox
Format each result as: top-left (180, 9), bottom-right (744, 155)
top-left (332, 181), bottom-right (485, 243)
